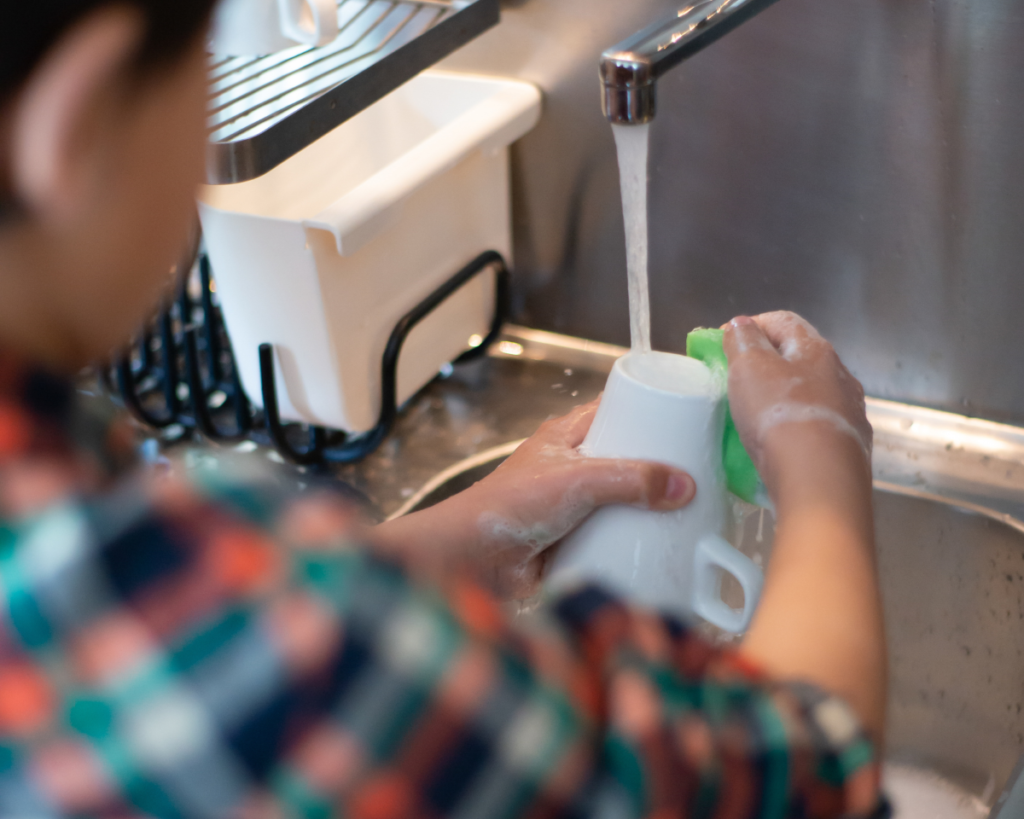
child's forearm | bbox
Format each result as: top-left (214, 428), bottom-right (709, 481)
top-left (739, 426), bottom-right (887, 744)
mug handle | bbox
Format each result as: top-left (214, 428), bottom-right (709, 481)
top-left (692, 534), bottom-right (764, 634)
top-left (278, 0), bottom-right (339, 46)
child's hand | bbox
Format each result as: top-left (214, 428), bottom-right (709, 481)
top-left (725, 312), bottom-right (886, 742)
top-left (462, 399), bottom-right (697, 598)
top-left (723, 311), bottom-right (872, 496)
top-left (372, 399), bottom-right (695, 600)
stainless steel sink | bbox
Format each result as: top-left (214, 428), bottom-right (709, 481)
top-left (374, 327), bottom-right (1024, 815)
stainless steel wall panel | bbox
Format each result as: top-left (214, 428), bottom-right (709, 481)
top-left (441, 0), bottom-right (1024, 423)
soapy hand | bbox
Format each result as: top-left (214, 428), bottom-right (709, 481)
top-left (723, 311), bottom-right (872, 494)
top-left (724, 313), bottom-right (886, 742)
top-left (371, 398), bottom-right (696, 600)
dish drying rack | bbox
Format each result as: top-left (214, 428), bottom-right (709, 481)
top-left (207, 0), bottom-right (499, 182)
top-left (107, 0), bottom-right (509, 463)
top-left (104, 250), bottom-right (509, 466)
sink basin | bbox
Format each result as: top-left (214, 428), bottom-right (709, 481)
top-left (397, 445), bottom-right (1024, 814)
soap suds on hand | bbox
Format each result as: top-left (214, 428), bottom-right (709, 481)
top-left (735, 311), bottom-right (824, 361)
top-left (476, 481), bottom-right (597, 563)
top-left (477, 511), bottom-right (561, 560)
top-left (729, 320), bottom-right (774, 354)
top-left (757, 402), bottom-right (872, 461)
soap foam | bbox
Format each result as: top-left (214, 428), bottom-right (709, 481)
top-left (731, 312), bottom-right (825, 361)
top-left (729, 319), bottom-right (775, 354)
top-left (476, 479), bottom-right (600, 562)
top-left (476, 453), bottom-right (664, 578)
top-left (757, 402), bottom-right (871, 460)
top-left (478, 511), bottom-right (564, 559)
top-left (779, 338), bottom-right (803, 360)
top-left (762, 311), bottom-right (824, 360)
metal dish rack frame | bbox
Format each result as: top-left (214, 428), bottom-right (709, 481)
top-left (107, 250), bottom-right (510, 466)
top-left (207, 0), bottom-right (499, 183)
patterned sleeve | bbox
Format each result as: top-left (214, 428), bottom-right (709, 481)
top-left (0, 465), bottom-right (884, 819)
top-left (550, 587), bottom-right (885, 819)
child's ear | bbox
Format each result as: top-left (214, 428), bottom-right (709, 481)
top-left (10, 6), bottom-right (144, 225)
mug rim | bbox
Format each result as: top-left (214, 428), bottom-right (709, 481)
top-left (615, 350), bottom-right (723, 399)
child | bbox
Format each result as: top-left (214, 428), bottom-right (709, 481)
top-left (0, 2), bottom-right (886, 817)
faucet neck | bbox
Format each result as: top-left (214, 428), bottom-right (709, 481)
top-left (600, 0), bottom-right (784, 125)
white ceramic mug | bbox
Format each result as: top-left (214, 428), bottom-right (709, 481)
top-left (545, 351), bottom-right (764, 633)
top-left (210, 0), bottom-right (339, 56)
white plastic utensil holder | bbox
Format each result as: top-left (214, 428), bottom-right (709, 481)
top-left (199, 71), bottom-right (540, 437)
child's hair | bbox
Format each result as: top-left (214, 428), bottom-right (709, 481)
top-left (1, 0), bottom-right (218, 104)
top-left (0, 0), bottom-right (217, 220)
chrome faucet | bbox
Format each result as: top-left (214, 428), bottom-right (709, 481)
top-left (600, 0), bottom-right (783, 125)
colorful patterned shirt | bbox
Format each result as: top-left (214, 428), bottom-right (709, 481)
top-left (0, 353), bottom-right (885, 818)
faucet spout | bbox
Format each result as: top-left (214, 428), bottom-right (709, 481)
top-left (600, 0), bottom-right (783, 125)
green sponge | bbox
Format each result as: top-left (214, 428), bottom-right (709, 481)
top-left (686, 328), bottom-right (764, 505)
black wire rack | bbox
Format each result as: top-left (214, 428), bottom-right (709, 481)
top-left (207, 0), bottom-right (499, 183)
top-left (106, 249), bottom-right (509, 466)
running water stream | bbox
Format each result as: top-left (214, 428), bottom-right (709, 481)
top-left (613, 123), bottom-right (652, 353)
